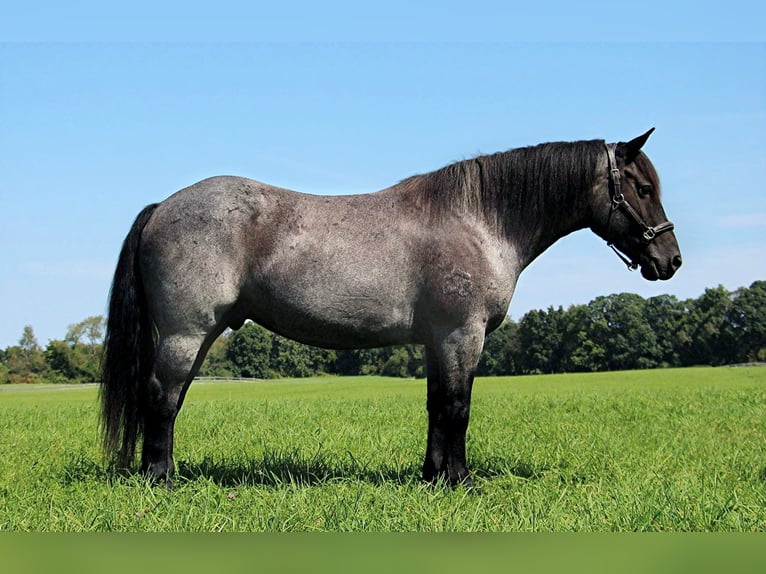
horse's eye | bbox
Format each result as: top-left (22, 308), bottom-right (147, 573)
top-left (638, 184), bottom-right (653, 198)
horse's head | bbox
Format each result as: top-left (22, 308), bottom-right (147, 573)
top-left (593, 129), bottom-right (682, 281)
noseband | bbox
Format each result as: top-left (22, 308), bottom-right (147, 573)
top-left (605, 143), bottom-right (675, 270)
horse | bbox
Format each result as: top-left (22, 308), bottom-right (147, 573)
top-left (100, 128), bottom-right (681, 487)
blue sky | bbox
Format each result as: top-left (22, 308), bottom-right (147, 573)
top-left (1, 5), bottom-right (765, 348)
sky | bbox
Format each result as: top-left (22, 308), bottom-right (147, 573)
top-left (1, 3), bottom-right (765, 348)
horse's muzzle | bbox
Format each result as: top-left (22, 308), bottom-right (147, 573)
top-left (640, 252), bottom-right (682, 281)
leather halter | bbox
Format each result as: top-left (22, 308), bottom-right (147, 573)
top-left (605, 143), bottom-right (675, 270)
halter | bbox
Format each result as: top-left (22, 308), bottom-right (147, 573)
top-left (605, 143), bottom-right (675, 270)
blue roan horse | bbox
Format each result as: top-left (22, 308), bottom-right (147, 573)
top-left (101, 129), bottom-right (681, 486)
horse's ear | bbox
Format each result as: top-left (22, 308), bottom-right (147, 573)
top-left (616, 127), bottom-right (655, 162)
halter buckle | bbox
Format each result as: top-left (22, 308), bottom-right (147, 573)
top-left (642, 227), bottom-right (656, 242)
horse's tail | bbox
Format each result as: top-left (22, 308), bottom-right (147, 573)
top-left (100, 203), bottom-right (159, 469)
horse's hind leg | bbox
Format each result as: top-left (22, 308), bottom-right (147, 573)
top-left (141, 332), bottom-right (209, 484)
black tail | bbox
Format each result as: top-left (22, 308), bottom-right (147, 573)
top-left (100, 203), bottom-right (159, 469)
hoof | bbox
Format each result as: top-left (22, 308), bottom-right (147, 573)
top-left (455, 474), bottom-right (475, 489)
top-left (141, 461), bottom-right (173, 488)
top-left (422, 468), bottom-right (474, 489)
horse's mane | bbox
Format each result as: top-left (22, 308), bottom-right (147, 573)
top-left (400, 139), bottom-right (606, 239)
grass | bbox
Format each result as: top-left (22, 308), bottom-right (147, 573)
top-left (1, 367), bottom-right (765, 531)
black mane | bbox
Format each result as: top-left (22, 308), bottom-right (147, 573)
top-left (402, 139), bottom-right (605, 239)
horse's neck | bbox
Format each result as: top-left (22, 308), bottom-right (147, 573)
top-left (501, 175), bottom-right (594, 271)
top-left (518, 202), bottom-right (588, 267)
top-left (392, 147), bottom-right (600, 270)
top-left (473, 143), bottom-right (601, 270)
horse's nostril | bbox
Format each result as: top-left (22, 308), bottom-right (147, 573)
top-left (672, 254), bottom-right (683, 270)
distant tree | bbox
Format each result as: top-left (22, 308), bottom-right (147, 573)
top-left (303, 345), bottom-right (338, 377)
top-left (380, 347), bottom-right (411, 378)
top-left (559, 304), bottom-right (605, 372)
top-left (198, 332), bottom-right (234, 378)
top-left (41, 316), bottom-right (105, 383)
top-left (0, 361), bottom-right (9, 384)
top-left (723, 280), bottom-right (766, 363)
top-left (44, 340), bottom-right (80, 382)
top-left (477, 320), bottom-right (519, 376)
top-left (225, 322), bottom-right (272, 378)
top-left (681, 286), bottom-right (732, 366)
top-left (380, 345), bottom-right (424, 378)
top-left (5, 326), bottom-right (47, 383)
top-left (643, 294), bottom-right (686, 368)
top-left (270, 335), bottom-right (317, 378)
top-left (587, 293), bottom-right (659, 370)
top-left (516, 307), bottom-right (565, 374)
top-left (65, 316), bottom-right (104, 346)
top-left (333, 348), bottom-right (385, 376)
top-left (18, 325), bottom-right (42, 360)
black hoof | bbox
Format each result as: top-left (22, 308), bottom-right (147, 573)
top-left (454, 474), bottom-right (474, 489)
top-left (141, 462), bottom-right (173, 489)
top-left (422, 468), bottom-right (474, 489)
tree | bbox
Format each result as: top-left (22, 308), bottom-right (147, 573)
top-left (0, 361), bottom-right (9, 385)
top-left (723, 280), bottom-right (766, 363)
top-left (477, 320), bottom-right (519, 376)
top-left (270, 335), bottom-right (317, 378)
top-left (41, 316), bottom-right (105, 383)
top-left (643, 294), bottom-right (686, 367)
top-left (380, 345), bottom-right (424, 378)
top-left (225, 322), bottom-right (272, 378)
top-left (680, 286), bottom-right (732, 366)
top-left (18, 326), bottom-right (45, 369)
top-left (559, 304), bottom-right (605, 372)
top-left (65, 316), bottom-right (104, 346)
top-left (309, 346), bottom-right (338, 376)
top-left (44, 340), bottom-right (79, 382)
top-left (516, 307), bottom-right (564, 374)
top-left (44, 338), bottom-right (101, 383)
top-left (198, 332), bottom-right (234, 377)
top-left (333, 348), bottom-right (385, 376)
top-left (5, 326), bottom-right (48, 383)
top-left (586, 293), bottom-right (659, 371)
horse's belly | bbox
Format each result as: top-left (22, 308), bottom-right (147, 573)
top-left (243, 279), bottom-right (417, 349)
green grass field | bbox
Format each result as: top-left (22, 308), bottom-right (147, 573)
top-left (1, 367), bottom-right (765, 531)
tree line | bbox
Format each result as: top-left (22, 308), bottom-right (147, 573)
top-left (1, 281), bottom-right (763, 384)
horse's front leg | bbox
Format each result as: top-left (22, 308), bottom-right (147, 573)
top-left (423, 326), bottom-right (484, 487)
